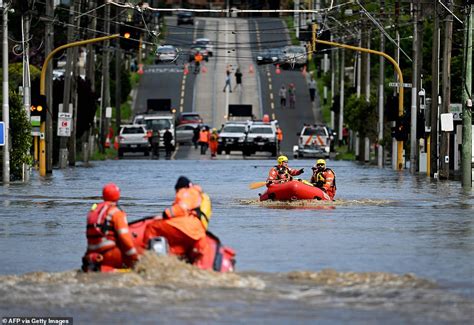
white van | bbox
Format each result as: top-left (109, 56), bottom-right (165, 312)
top-left (134, 114), bottom-right (175, 148)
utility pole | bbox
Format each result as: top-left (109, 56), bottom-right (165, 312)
top-left (410, 0), bottom-right (419, 173)
top-left (83, 0), bottom-right (97, 163)
top-left (2, 0), bottom-right (9, 184)
top-left (330, 33), bottom-right (335, 130)
top-left (440, 0), bottom-right (453, 180)
top-left (60, 0), bottom-right (77, 168)
top-left (115, 7), bottom-right (122, 136)
top-left (359, 22), bottom-right (369, 162)
top-left (461, 3), bottom-right (473, 187)
top-left (392, 1), bottom-right (400, 170)
top-left (100, 3), bottom-right (111, 153)
top-left (67, 0), bottom-right (82, 167)
top-left (45, 0), bottom-right (54, 173)
top-left (378, 15), bottom-right (385, 168)
top-left (22, 13), bottom-right (31, 181)
top-left (430, 1), bottom-right (440, 177)
top-left (339, 40), bottom-right (345, 145)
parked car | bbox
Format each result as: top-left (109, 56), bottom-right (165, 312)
top-left (194, 38), bottom-right (213, 57)
top-left (155, 45), bottom-right (178, 63)
top-left (118, 124), bottom-right (150, 158)
top-left (217, 121), bottom-right (251, 154)
top-left (256, 48), bottom-right (283, 65)
top-left (176, 112), bottom-right (203, 125)
top-left (188, 45), bottom-right (209, 62)
top-left (243, 121), bottom-right (278, 156)
top-left (281, 45), bottom-right (307, 67)
top-left (293, 124), bottom-right (331, 159)
top-left (176, 123), bottom-right (209, 144)
top-left (177, 11), bottom-right (194, 25)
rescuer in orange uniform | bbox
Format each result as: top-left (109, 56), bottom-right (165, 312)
top-left (267, 155), bottom-right (304, 186)
top-left (310, 159), bottom-right (336, 200)
top-left (209, 128), bottom-right (219, 158)
top-left (82, 183), bottom-right (138, 271)
top-left (199, 126), bottom-right (210, 155)
top-left (142, 176), bottom-right (207, 262)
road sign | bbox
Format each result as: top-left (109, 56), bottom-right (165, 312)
top-left (388, 82), bottom-right (412, 88)
top-left (449, 103), bottom-right (462, 121)
top-left (57, 112), bottom-right (72, 137)
top-left (30, 116), bottom-right (41, 136)
top-left (0, 122), bottom-right (4, 146)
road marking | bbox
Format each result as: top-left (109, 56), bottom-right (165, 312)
top-left (270, 93), bottom-right (273, 100)
top-left (181, 91), bottom-right (185, 98)
top-left (269, 83), bottom-right (272, 91)
top-left (272, 113), bottom-right (276, 120)
top-left (270, 102), bottom-right (274, 110)
top-left (144, 67), bottom-right (183, 74)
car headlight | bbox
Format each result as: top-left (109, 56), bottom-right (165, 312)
top-left (218, 138), bottom-right (223, 142)
top-left (269, 138), bottom-right (276, 142)
top-left (257, 56), bottom-right (263, 60)
top-left (238, 137), bottom-right (245, 142)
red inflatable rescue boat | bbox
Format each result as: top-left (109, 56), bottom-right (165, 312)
top-left (259, 180), bottom-right (330, 201)
top-left (84, 217), bottom-right (236, 273)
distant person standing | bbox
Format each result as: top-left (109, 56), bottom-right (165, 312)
top-left (288, 83), bottom-right (296, 109)
top-left (192, 125), bottom-right (200, 149)
top-left (209, 128), bottom-right (219, 158)
top-left (279, 85), bottom-right (287, 109)
top-left (234, 67), bottom-right (243, 91)
top-left (199, 127), bottom-right (210, 155)
top-left (308, 76), bottom-right (316, 103)
top-left (223, 68), bottom-right (232, 92)
top-left (163, 128), bottom-right (174, 158)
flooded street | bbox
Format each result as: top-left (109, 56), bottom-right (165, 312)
top-left (0, 159), bottom-right (473, 323)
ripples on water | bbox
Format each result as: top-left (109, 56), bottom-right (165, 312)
top-left (0, 159), bottom-right (473, 323)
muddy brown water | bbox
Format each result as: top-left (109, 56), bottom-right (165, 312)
top-left (0, 159), bottom-right (473, 323)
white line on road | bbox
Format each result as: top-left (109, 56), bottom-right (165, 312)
top-left (271, 102), bottom-right (274, 110)
top-left (270, 92), bottom-right (273, 100)
top-left (272, 113), bottom-right (276, 120)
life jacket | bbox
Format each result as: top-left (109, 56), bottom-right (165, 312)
top-left (194, 192), bottom-right (212, 230)
top-left (274, 165), bottom-right (291, 180)
top-left (314, 168), bottom-right (336, 189)
top-left (199, 130), bottom-right (209, 143)
top-left (86, 202), bottom-right (118, 252)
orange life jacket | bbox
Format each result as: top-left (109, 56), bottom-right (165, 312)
top-left (199, 130), bottom-right (209, 143)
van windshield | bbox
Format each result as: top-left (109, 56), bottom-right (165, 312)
top-left (250, 127), bottom-right (273, 134)
top-left (222, 126), bottom-right (246, 133)
top-left (146, 119), bottom-right (172, 131)
top-left (303, 127), bottom-right (327, 136)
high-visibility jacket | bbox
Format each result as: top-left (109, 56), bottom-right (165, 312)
top-left (276, 128), bottom-right (283, 141)
top-left (86, 202), bottom-right (138, 267)
top-left (199, 130), bottom-right (210, 143)
top-left (267, 165), bottom-right (302, 184)
top-left (311, 168), bottom-right (336, 199)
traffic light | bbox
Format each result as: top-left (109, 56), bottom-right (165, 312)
top-left (391, 115), bottom-right (409, 141)
top-left (119, 24), bottom-right (141, 52)
top-left (31, 95), bottom-right (47, 121)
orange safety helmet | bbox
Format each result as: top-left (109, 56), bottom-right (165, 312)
top-left (103, 183), bottom-right (120, 202)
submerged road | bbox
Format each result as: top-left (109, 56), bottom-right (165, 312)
top-left (0, 159), bottom-right (473, 323)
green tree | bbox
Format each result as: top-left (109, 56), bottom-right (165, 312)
top-left (344, 94), bottom-right (378, 141)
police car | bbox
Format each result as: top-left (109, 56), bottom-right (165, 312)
top-left (293, 124), bottom-right (331, 159)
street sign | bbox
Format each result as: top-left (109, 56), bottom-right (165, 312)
top-left (31, 116), bottom-right (41, 136)
top-left (57, 112), bottom-right (72, 137)
top-left (388, 82), bottom-right (413, 88)
top-left (449, 103), bottom-right (463, 121)
top-left (0, 122), bottom-right (4, 146)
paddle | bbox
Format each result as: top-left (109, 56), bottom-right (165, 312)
top-left (249, 181), bottom-right (267, 189)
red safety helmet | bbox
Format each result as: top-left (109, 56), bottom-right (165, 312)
top-left (103, 183), bottom-right (120, 202)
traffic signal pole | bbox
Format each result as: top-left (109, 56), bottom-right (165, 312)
top-left (314, 38), bottom-right (405, 170)
top-left (38, 34), bottom-right (119, 176)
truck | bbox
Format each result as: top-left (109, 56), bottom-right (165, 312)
top-left (133, 99), bottom-right (176, 151)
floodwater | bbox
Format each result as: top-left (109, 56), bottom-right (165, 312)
top-left (0, 159), bottom-right (473, 324)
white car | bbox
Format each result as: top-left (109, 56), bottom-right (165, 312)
top-left (293, 124), bottom-right (331, 159)
top-left (282, 45), bottom-right (307, 67)
top-left (217, 121), bottom-right (251, 154)
top-left (118, 124), bottom-right (150, 158)
top-left (194, 38), bottom-right (213, 57)
top-left (243, 121), bottom-right (278, 156)
top-left (155, 45), bottom-right (178, 63)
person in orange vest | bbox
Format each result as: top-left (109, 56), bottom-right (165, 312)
top-left (142, 176), bottom-right (208, 262)
top-left (82, 183), bottom-right (139, 272)
top-left (276, 126), bottom-right (283, 149)
top-left (209, 128), bottom-right (219, 158)
top-left (194, 51), bottom-right (203, 74)
top-left (267, 155), bottom-right (304, 186)
top-left (310, 159), bottom-right (336, 200)
top-left (198, 126), bottom-right (210, 155)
